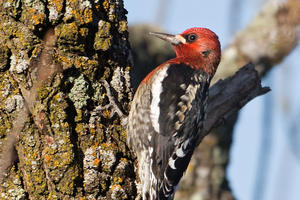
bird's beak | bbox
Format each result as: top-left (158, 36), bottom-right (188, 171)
top-left (149, 32), bottom-right (186, 45)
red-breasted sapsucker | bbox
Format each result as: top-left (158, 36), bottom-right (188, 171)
top-left (127, 27), bottom-right (221, 200)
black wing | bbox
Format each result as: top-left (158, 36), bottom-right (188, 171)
top-left (150, 63), bottom-right (210, 198)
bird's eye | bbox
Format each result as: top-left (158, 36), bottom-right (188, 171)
top-left (186, 34), bottom-right (198, 42)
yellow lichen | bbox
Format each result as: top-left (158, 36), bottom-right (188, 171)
top-left (75, 109), bottom-right (83, 122)
top-left (44, 154), bottom-right (51, 162)
top-left (75, 123), bottom-right (85, 134)
top-left (93, 158), bottom-right (100, 166)
top-left (74, 56), bottom-right (88, 69)
top-left (101, 142), bottom-right (117, 151)
top-left (57, 22), bottom-right (78, 41)
top-left (94, 21), bottom-right (112, 51)
top-left (47, 192), bottom-right (59, 200)
top-left (83, 9), bottom-right (93, 24)
top-left (38, 85), bottom-right (51, 100)
top-left (100, 180), bottom-right (107, 191)
top-left (79, 28), bottom-right (88, 37)
top-left (103, 109), bottom-right (110, 118)
top-left (89, 128), bottom-right (96, 134)
top-left (57, 54), bottom-right (73, 68)
top-left (94, 36), bottom-right (112, 51)
top-left (118, 21), bottom-right (128, 33)
top-left (103, 0), bottom-right (109, 10)
top-left (113, 177), bottom-right (123, 184)
top-left (28, 8), bottom-right (45, 25)
top-left (49, 0), bottom-right (64, 12)
top-left (87, 59), bottom-right (98, 66)
top-left (111, 184), bottom-right (122, 189)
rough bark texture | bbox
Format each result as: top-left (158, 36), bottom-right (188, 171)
top-left (0, 0), bottom-right (135, 199)
top-left (1, 0), bottom-right (299, 199)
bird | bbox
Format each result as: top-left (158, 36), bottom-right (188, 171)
top-left (127, 27), bottom-right (221, 200)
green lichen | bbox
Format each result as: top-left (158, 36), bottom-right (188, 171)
top-left (68, 74), bottom-right (90, 110)
top-left (0, 44), bottom-right (10, 71)
top-left (20, 0), bottom-right (46, 30)
top-left (94, 20), bottom-right (112, 51)
top-left (56, 164), bottom-right (80, 195)
top-left (0, 19), bottom-right (39, 53)
top-left (0, 73), bottom-right (13, 107)
top-left (48, 0), bottom-right (64, 23)
top-left (0, 0), bottom-right (134, 198)
top-left (17, 122), bottom-right (48, 198)
top-left (109, 184), bottom-right (127, 200)
top-left (55, 23), bottom-right (85, 52)
top-left (63, 0), bottom-right (93, 25)
top-left (0, 114), bottom-right (12, 139)
top-left (101, 66), bottom-right (111, 80)
top-left (91, 82), bottom-right (105, 104)
top-left (118, 20), bottom-right (128, 33)
top-left (5, 94), bottom-right (24, 113)
top-left (98, 143), bottom-right (118, 174)
top-left (0, 73), bottom-right (19, 140)
top-left (38, 85), bottom-right (52, 101)
top-left (0, 166), bottom-right (26, 200)
top-left (41, 91), bottom-right (80, 197)
top-left (57, 22), bottom-right (78, 42)
top-left (55, 22), bottom-right (78, 47)
top-left (112, 125), bottom-right (128, 156)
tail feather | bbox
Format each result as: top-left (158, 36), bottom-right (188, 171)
top-left (159, 139), bottom-right (195, 199)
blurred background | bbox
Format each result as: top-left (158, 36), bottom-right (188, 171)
top-left (124, 0), bottom-right (300, 200)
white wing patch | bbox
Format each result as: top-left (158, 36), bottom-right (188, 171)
top-left (175, 146), bottom-right (186, 158)
top-left (176, 139), bottom-right (190, 157)
top-left (168, 157), bottom-right (176, 169)
top-left (150, 66), bottom-right (169, 133)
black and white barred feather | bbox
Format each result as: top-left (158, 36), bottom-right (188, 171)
top-left (128, 62), bottom-right (210, 200)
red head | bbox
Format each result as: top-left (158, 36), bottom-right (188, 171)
top-left (150, 27), bottom-right (221, 76)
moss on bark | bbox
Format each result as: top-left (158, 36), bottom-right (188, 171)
top-left (0, 0), bottom-right (135, 199)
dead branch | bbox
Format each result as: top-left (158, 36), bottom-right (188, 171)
top-left (198, 63), bottom-right (270, 145)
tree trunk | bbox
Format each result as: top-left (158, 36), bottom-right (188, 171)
top-left (0, 0), bottom-right (135, 199)
top-left (2, 0), bottom-right (299, 199)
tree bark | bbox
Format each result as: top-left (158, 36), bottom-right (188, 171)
top-left (1, 0), bottom-right (298, 200)
top-left (0, 0), bottom-right (135, 199)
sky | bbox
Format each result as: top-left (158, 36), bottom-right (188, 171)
top-left (124, 1), bottom-right (300, 200)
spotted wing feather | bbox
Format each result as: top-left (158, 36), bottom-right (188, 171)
top-left (151, 63), bottom-right (210, 199)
